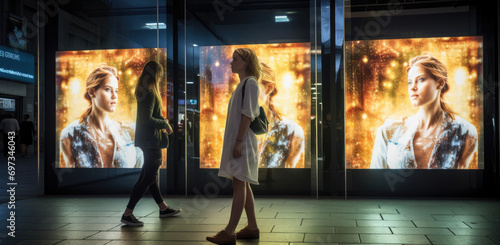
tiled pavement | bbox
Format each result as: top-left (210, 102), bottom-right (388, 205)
top-left (1, 196), bottom-right (500, 244)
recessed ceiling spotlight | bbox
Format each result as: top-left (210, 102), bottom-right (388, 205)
top-left (275, 15), bottom-right (289, 23)
top-left (144, 23), bottom-right (166, 29)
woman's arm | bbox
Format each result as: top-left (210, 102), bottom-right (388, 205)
top-left (286, 126), bottom-right (305, 168)
top-left (458, 130), bottom-right (478, 169)
top-left (370, 126), bottom-right (389, 169)
top-left (233, 115), bottom-right (252, 158)
top-left (60, 137), bottom-right (75, 168)
top-left (137, 91), bottom-right (168, 129)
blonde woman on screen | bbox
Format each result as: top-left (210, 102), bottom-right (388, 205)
top-left (370, 53), bottom-right (478, 169)
top-left (258, 61), bottom-right (305, 168)
top-left (60, 64), bottom-right (143, 168)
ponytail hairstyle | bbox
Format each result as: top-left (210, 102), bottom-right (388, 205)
top-left (135, 60), bottom-right (164, 109)
top-left (260, 61), bottom-right (282, 121)
top-left (234, 48), bottom-right (262, 81)
top-left (79, 64), bottom-right (119, 124)
top-left (407, 52), bottom-right (455, 120)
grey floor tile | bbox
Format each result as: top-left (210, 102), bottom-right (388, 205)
top-left (137, 231), bottom-right (212, 241)
top-left (302, 219), bottom-right (357, 227)
top-left (14, 239), bottom-right (63, 245)
top-left (106, 242), bottom-right (220, 245)
top-left (54, 240), bottom-right (109, 245)
top-left (360, 234), bottom-right (430, 244)
top-left (259, 232), bottom-right (304, 242)
top-left (276, 212), bottom-right (330, 219)
top-left (413, 220), bottom-right (470, 228)
top-left (64, 211), bottom-right (121, 217)
top-left (391, 227), bottom-right (454, 235)
top-left (4, 197), bottom-right (500, 244)
top-left (237, 242), bottom-right (288, 245)
top-left (21, 231), bottom-right (99, 240)
top-left (17, 223), bottom-right (71, 231)
top-left (334, 226), bottom-right (392, 234)
top-left (489, 236), bottom-right (500, 244)
top-left (357, 220), bottom-right (416, 228)
top-left (55, 223), bottom-right (120, 231)
top-left (483, 215), bottom-right (500, 222)
top-left (304, 233), bottom-right (360, 243)
top-left (432, 214), bottom-right (489, 222)
top-left (381, 214), bottom-right (435, 221)
top-left (464, 221), bottom-right (500, 229)
top-left (272, 225), bottom-right (333, 233)
top-left (427, 235), bottom-right (497, 245)
top-left (450, 228), bottom-right (500, 236)
top-left (332, 214), bottom-right (383, 220)
top-left (86, 231), bottom-right (146, 240)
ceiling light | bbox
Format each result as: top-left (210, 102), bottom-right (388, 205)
top-left (275, 15), bottom-right (289, 23)
top-left (144, 23), bottom-right (166, 30)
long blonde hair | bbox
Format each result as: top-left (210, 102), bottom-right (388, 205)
top-left (135, 60), bottom-right (164, 108)
top-left (79, 64), bottom-right (119, 124)
top-left (234, 48), bottom-right (262, 81)
top-left (260, 61), bottom-right (282, 120)
top-left (407, 52), bottom-right (455, 120)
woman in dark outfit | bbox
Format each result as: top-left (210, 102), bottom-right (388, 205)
top-left (121, 60), bottom-right (181, 226)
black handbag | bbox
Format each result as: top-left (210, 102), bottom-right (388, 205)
top-left (242, 77), bottom-right (269, 135)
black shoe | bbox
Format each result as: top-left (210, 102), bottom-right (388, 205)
top-left (159, 207), bottom-right (182, 217)
top-left (121, 214), bottom-right (144, 226)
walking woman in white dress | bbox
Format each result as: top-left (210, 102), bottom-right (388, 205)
top-left (206, 48), bottom-right (262, 244)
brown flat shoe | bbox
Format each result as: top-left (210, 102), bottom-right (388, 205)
top-left (235, 226), bottom-right (260, 239)
top-left (206, 230), bottom-right (236, 244)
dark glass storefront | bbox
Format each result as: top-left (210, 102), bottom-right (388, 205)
top-left (0, 0), bottom-right (498, 198)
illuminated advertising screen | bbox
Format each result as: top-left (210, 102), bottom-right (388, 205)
top-left (345, 36), bottom-right (483, 169)
top-left (56, 48), bottom-right (168, 168)
top-left (0, 45), bottom-right (34, 84)
top-left (199, 43), bottom-right (311, 168)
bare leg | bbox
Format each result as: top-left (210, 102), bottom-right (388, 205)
top-left (224, 177), bottom-right (246, 235)
top-left (243, 182), bottom-right (258, 230)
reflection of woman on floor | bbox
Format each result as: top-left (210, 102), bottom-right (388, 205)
top-left (60, 64), bottom-right (143, 168)
top-left (258, 61), bottom-right (305, 168)
top-left (370, 53), bottom-right (478, 169)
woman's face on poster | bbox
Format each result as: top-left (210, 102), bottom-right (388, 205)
top-left (91, 76), bottom-right (119, 113)
top-left (258, 82), bottom-right (270, 103)
top-left (407, 65), bottom-right (442, 107)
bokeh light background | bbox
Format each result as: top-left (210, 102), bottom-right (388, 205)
top-left (199, 43), bottom-right (311, 168)
top-left (345, 36), bottom-right (483, 169)
top-left (56, 48), bottom-right (168, 168)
